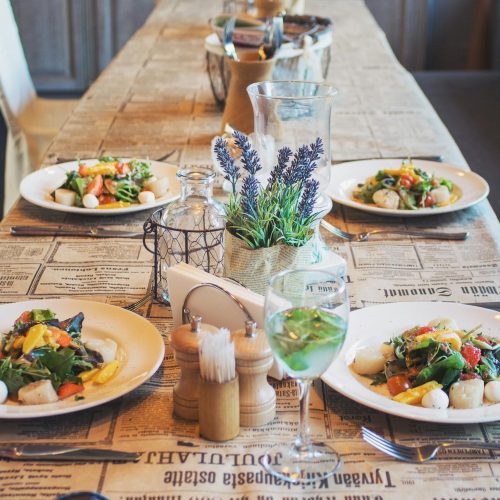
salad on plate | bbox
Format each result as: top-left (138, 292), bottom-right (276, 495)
top-left (53, 157), bottom-right (169, 209)
top-left (0, 308), bottom-right (120, 405)
top-left (352, 160), bottom-right (460, 210)
top-left (352, 317), bottom-right (500, 410)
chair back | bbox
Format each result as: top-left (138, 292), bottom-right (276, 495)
top-left (0, 0), bottom-right (36, 122)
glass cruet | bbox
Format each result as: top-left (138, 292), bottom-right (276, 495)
top-left (158, 166), bottom-right (225, 303)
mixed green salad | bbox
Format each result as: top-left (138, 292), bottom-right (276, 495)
top-left (352, 161), bottom-right (459, 210)
top-left (352, 318), bottom-right (500, 409)
top-left (0, 309), bottom-right (119, 405)
top-left (53, 157), bottom-right (169, 209)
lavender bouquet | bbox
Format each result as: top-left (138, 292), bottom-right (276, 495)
top-left (213, 131), bottom-right (324, 294)
top-left (214, 131), bottom-right (323, 250)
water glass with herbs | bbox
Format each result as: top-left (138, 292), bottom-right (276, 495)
top-left (263, 269), bottom-right (349, 484)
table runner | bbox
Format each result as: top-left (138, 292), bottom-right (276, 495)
top-left (0, 1), bottom-right (499, 498)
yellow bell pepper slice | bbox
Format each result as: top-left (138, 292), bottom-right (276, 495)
top-left (436, 332), bottom-right (462, 352)
top-left (393, 381), bottom-right (442, 405)
top-left (23, 324), bottom-right (48, 354)
top-left (93, 361), bottom-right (120, 384)
top-left (13, 336), bottom-right (25, 350)
top-left (79, 368), bottom-right (100, 382)
top-left (96, 201), bottom-right (131, 209)
top-left (82, 163), bottom-right (117, 177)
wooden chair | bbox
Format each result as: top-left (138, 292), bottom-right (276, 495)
top-left (0, 0), bottom-right (78, 213)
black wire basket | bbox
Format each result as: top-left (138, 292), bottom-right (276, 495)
top-left (143, 207), bottom-right (225, 304)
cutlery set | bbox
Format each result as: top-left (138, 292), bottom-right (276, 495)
top-left (0, 445), bottom-right (140, 462)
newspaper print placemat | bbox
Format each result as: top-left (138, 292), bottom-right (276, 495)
top-left (0, 0), bottom-right (499, 498)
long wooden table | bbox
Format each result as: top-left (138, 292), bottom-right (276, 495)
top-left (1, 1), bottom-right (500, 498)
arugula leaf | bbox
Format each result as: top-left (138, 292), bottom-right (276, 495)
top-left (369, 372), bottom-right (387, 386)
top-left (39, 348), bottom-right (75, 380)
top-left (440, 178), bottom-right (453, 192)
top-left (0, 358), bottom-right (26, 395)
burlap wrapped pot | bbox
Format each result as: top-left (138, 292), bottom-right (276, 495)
top-left (223, 229), bottom-right (314, 296)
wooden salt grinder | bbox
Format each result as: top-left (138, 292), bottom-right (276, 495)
top-left (171, 316), bottom-right (218, 420)
top-left (232, 320), bottom-right (276, 426)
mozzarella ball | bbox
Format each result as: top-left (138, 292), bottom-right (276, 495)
top-left (147, 177), bottom-right (169, 198)
top-left (485, 381), bottom-right (500, 403)
top-left (0, 381), bottom-right (8, 404)
top-left (18, 380), bottom-right (58, 405)
top-left (421, 388), bottom-right (449, 409)
top-left (82, 193), bottom-right (99, 209)
top-left (352, 347), bottom-right (386, 375)
top-left (138, 191), bottom-right (155, 204)
top-left (449, 379), bottom-right (484, 409)
top-left (431, 185), bottom-right (451, 205)
top-left (372, 189), bottom-right (400, 209)
top-left (428, 317), bottom-right (459, 331)
top-left (85, 338), bottom-right (117, 363)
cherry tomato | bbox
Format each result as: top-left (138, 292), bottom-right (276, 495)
top-left (78, 164), bottom-right (89, 177)
top-left (86, 174), bottom-right (104, 197)
top-left (387, 374), bottom-right (412, 396)
top-left (476, 336), bottom-right (492, 345)
top-left (400, 174), bottom-right (414, 189)
top-left (461, 344), bottom-right (482, 369)
top-left (424, 193), bottom-right (435, 207)
top-left (98, 194), bottom-right (116, 205)
top-left (15, 310), bottom-right (31, 325)
top-left (415, 326), bottom-right (435, 336)
top-left (116, 162), bottom-right (131, 175)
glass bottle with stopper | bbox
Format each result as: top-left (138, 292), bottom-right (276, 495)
top-left (171, 315), bottom-right (219, 421)
top-left (232, 320), bottom-right (276, 426)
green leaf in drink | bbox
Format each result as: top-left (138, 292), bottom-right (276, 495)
top-left (266, 307), bottom-right (347, 377)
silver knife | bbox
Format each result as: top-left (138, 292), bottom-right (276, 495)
top-left (10, 226), bottom-right (144, 238)
top-left (332, 155), bottom-right (443, 164)
top-left (0, 445), bottom-right (140, 462)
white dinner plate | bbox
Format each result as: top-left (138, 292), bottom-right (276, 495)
top-left (20, 159), bottom-right (181, 216)
top-left (326, 159), bottom-right (489, 217)
top-left (322, 302), bottom-right (500, 424)
top-left (0, 299), bottom-right (164, 419)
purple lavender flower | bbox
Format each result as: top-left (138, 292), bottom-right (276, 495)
top-left (267, 146), bottom-right (293, 188)
top-left (233, 131), bottom-right (261, 175)
top-left (213, 137), bottom-right (241, 194)
top-left (241, 175), bottom-right (260, 216)
top-left (282, 138), bottom-right (324, 186)
top-left (298, 178), bottom-right (320, 219)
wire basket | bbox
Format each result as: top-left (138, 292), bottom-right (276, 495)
top-left (205, 32), bottom-right (332, 106)
top-left (143, 207), bottom-right (225, 304)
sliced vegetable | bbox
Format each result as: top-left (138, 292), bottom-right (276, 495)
top-left (393, 381), bottom-right (442, 405)
top-left (57, 382), bottom-right (84, 400)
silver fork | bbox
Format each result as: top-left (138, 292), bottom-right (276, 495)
top-left (123, 292), bottom-right (153, 312)
top-left (320, 220), bottom-right (469, 242)
top-left (361, 427), bottom-right (500, 463)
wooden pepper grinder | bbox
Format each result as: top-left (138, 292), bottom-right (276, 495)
top-left (232, 320), bottom-right (276, 426)
top-left (171, 316), bottom-right (219, 421)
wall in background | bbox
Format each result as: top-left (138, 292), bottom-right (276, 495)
top-left (365, 0), bottom-right (499, 71)
top-left (11, 0), bottom-right (155, 94)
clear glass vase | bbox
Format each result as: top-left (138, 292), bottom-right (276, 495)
top-left (247, 81), bottom-right (344, 273)
top-left (158, 167), bottom-right (225, 303)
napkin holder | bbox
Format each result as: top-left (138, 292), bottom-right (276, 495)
top-left (167, 263), bottom-right (285, 380)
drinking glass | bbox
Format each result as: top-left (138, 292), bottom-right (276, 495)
top-left (263, 269), bottom-right (349, 484)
